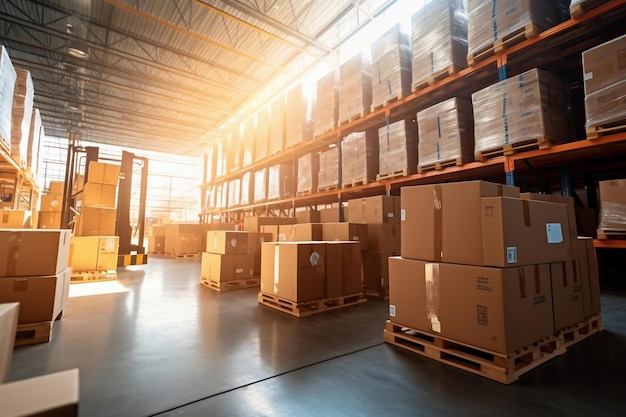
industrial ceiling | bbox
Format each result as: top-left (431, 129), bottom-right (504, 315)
top-left (0, 0), bottom-right (398, 155)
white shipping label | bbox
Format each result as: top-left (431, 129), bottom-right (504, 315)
top-left (387, 212), bottom-right (394, 218)
top-left (583, 72), bottom-right (593, 81)
top-left (310, 251), bottom-right (320, 267)
top-left (230, 239), bottom-right (237, 247)
top-left (352, 236), bottom-right (359, 241)
top-left (546, 223), bottom-right (564, 244)
top-left (400, 209), bottom-right (406, 221)
top-left (389, 305), bottom-right (396, 317)
top-left (102, 238), bottom-right (116, 253)
top-left (507, 247), bottom-right (518, 263)
top-left (235, 268), bottom-right (243, 273)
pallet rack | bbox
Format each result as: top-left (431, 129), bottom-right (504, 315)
top-left (0, 143), bottom-right (39, 211)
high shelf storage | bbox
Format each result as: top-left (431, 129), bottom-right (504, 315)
top-left (0, 144), bottom-right (39, 210)
top-left (200, 1), bottom-right (626, 240)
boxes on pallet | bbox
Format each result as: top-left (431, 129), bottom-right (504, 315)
top-left (295, 209), bottom-right (321, 224)
top-left (411, 0), bottom-right (467, 89)
top-left (472, 68), bottom-right (571, 156)
top-left (319, 207), bottom-right (347, 223)
top-left (206, 230), bottom-right (249, 255)
top-left (598, 179), bottom-right (626, 231)
top-left (388, 257), bottom-right (554, 354)
top-left (0, 209), bottom-right (33, 228)
top-left (0, 303), bottom-right (18, 383)
top-left (268, 96), bottom-right (285, 156)
top-left (550, 261), bottom-right (585, 330)
top-left (240, 171), bottom-right (254, 206)
top-left (341, 131), bottom-right (378, 186)
top-left (256, 108), bottom-right (269, 161)
top-left (79, 183), bottom-right (117, 208)
top-left (326, 242), bottom-right (362, 298)
top-left (367, 224), bottom-right (401, 251)
top-left (297, 153), bottom-right (319, 195)
top-left (278, 223), bottom-right (323, 242)
top-left (240, 118), bottom-right (255, 168)
top-left (321, 223), bottom-right (368, 251)
top-left (75, 207), bottom-right (116, 236)
top-left (417, 98), bottom-right (473, 170)
top-left (253, 168), bottom-right (267, 203)
top-left (69, 236), bottom-right (119, 272)
top-left (0, 46), bottom-right (17, 151)
top-left (338, 52), bottom-right (372, 124)
top-left (148, 235), bottom-right (165, 253)
top-left (363, 250), bottom-right (398, 288)
top-left (205, 143), bottom-right (218, 184)
top-left (348, 195), bottom-right (400, 224)
top-left (378, 119), bottom-right (417, 178)
top-left (246, 232), bottom-right (272, 277)
top-left (11, 69), bottom-right (34, 167)
top-left (267, 164), bottom-right (293, 200)
top-left (87, 161), bottom-right (120, 185)
top-left (582, 35), bottom-right (626, 128)
top-left (315, 70), bottom-right (338, 137)
top-left (371, 24), bottom-right (412, 110)
top-left (575, 237), bottom-right (601, 317)
top-left (40, 193), bottom-right (63, 211)
top-left (0, 229), bottom-right (70, 277)
top-left (27, 108), bottom-right (42, 176)
top-left (165, 224), bottom-right (202, 255)
top-left (317, 147), bottom-right (339, 192)
top-left (227, 179), bottom-right (241, 208)
top-left (201, 252), bottom-right (254, 282)
top-left (243, 216), bottom-right (297, 233)
top-left (285, 83), bottom-right (315, 148)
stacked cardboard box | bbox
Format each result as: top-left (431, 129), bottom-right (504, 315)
top-left (10, 69), bottom-right (33, 168)
top-left (0, 46), bottom-right (17, 151)
top-left (598, 179), bottom-right (626, 232)
top-left (391, 181), bottom-right (596, 355)
top-left (315, 70), bottom-right (338, 137)
top-left (411, 0), bottom-right (467, 89)
top-left (378, 119), bottom-right (417, 178)
top-left (227, 178), bottom-right (241, 208)
top-left (253, 168), bottom-right (267, 203)
top-left (0, 229), bottom-right (72, 345)
top-left (321, 222), bottom-right (368, 252)
top-left (268, 96), bottom-right (285, 156)
top-left (319, 205), bottom-right (348, 223)
top-left (317, 147), bottom-right (339, 192)
top-left (240, 118), bottom-right (255, 168)
top-left (69, 236), bottom-right (119, 273)
top-left (267, 164), bottom-right (293, 200)
top-left (285, 83), bottom-right (315, 148)
top-left (472, 68), bottom-right (570, 156)
top-left (0, 303), bottom-right (18, 382)
top-left (201, 231), bottom-right (255, 287)
top-left (295, 209), bottom-right (320, 224)
top-left (27, 107), bottom-right (42, 177)
top-left (417, 98), bottom-right (473, 169)
top-left (338, 52), bottom-right (372, 124)
top-left (165, 224), bottom-right (202, 256)
top-left (276, 223), bottom-right (323, 242)
top-left (256, 109), bottom-right (269, 161)
top-left (148, 224), bottom-right (166, 253)
top-left (243, 216), bottom-right (297, 233)
top-left (74, 161), bottom-right (119, 237)
top-left (240, 171), bottom-right (254, 206)
top-left (341, 131), bottom-right (378, 186)
top-left (582, 35), bottom-right (626, 128)
top-left (371, 24), bottom-right (412, 110)
top-left (0, 209), bottom-right (34, 228)
top-left (38, 180), bottom-right (64, 229)
top-left (297, 153), bottom-right (319, 195)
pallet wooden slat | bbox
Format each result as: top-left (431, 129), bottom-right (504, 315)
top-left (586, 124), bottom-right (626, 140)
top-left (417, 157), bottom-right (467, 174)
top-left (376, 168), bottom-right (412, 182)
top-left (317, 184), bottom-right (339, 193)
top-left (15, 321), bottom-right (54, 347)
top-left (570, 0), bottom-right (608, 18)
top-left (165, 253), bottom-right (200, 259)
top-left (412, 64), bottom-right (462, 92)
top-left (596, 230), bottom-right (626, 240)
top-left (467, 23), bottom-right (539, 66)
top-left (339, 110), bottom-right (370, 127)
top-left (201, 277), bottom-right (260, 292)
top-left (371, 92), bottom-right (409, 112)
top-left (474, 137), bottom-right (553, 162)
top-left (342, 178), bottom-right (370, 189)
top-left (71, 270), bottom-right (117, 283)
top-left (362, 285), bottom-right (389, 300)
top-left (258, 292), bottom-right (366, 317)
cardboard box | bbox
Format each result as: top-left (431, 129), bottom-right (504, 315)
top-left (322, 223), bottom-right (368, 251)
top-left (325, 243), bottom-right (344, 298)
top-left (295, 210), bottom-right (321, 224)
top-left (205, 231), bottom-right (249, 255)
top-left (69, 236), bottom-right (119, 272)
top-left (401, 181), bottom-right (519, 264)
top-left (366, 223), bottom-right (400, 251)
top-left (201, 252), bottom-right (254, 282)
top-left (0, 303), bottom-right (18, 383)
top-left (0, 369), bottom-right (79, 417)
top-left (38, 211), bottom-right (62, 229)
top-left (348, 195), bottom-right (400, 224)
top-left (319, 207), bottom-right (341, 223)
top-left (148, 235), bottom-right (165, 253)
top-left (521, 192), bottom-right (578, 240)
top-left (80, 183), bottom-right (117, 208)
top-left (87, 161), bottom-right (120, 185)
top-left (388, 257), bottom-right (555, 354)
top-left (260, 242), bottom-right (326, 302)
top-left (242, 216), bottom-right (296, 232)
top-left (338, 241), bottom-right (363, 296)
top-left (40, 194), bottom-right (63, 212)
top-left (151, 224), bottom-right (167, 236)
top-left (550, 261), bottom-right (585, 331)
top-left (166, 233), bottom-right (201, 255)
top-left (259, 225), bottom-right (280, 242)
top-left (363, 250), bottom-right (398, 288)
top-left (48, 181), bottom-right (65, 195)
top-left (0, 229), bottom-right (70, 277)
top-left (75, 207), bottom-right (116, 236)
top-left (246, 232), bottom-right (272, 276)
top-left (598, 179), bottom-right (626, 231)
top-left (0, 268), bottom-right (71, 324)
top-left (575, 237), bottom-right (601, 317)
top-left (278, 223), bottom-right (323, 242)
top-left (0, 210), bottom-right (32, 228)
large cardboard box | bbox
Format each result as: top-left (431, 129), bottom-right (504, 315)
top-left (598, 179), bottom-right (626, 231)
top-left (0, 268), bottom-right (71, 324)
top-left (49, 181), bottom-right (65, 195)
top-left (0, 229), bottom-right (70, 277)
top-left (0, 209), bottom-right (32, 228)
top-left (40, 194), bottom-right (63, 212)
top-left (69, 236), bottom-right (119, 272)
top-left (0, 303), bottom-right (18, 383)
top-left (87, 161), bottom-right (120, 185)
top-left (164, 224), bottom-right (202, 255)
top-left (205, 231), bottom-right (249, 255)
top-left (325, 241), bottom-right (363, 298)
top-left (521, 192), bottom-right (578, 249)
top-left (80, 183), bottom-right (117, 208)
top-left (201, 252), bottom-right (254, 282)
top-left (295, 210), bottom-right (321, 224)
top-left (278, 223), bottom-right (323, 242)
top-left (401, 181), bottom-right (519, 264)
top-left (348, 195), bottom-right (400, 224)
top-left (75, 207), bottom-right (116, 236)
top-left (148, 235), bottom-right (165, 253)
top-left (246, 232), bottom-right (272, 277)
top-left (260, 225), bottom-right (280, 242)
top-left (325, 243), bottom-right (344, 299)
top-left (363, 250), bottom-right (398, 288)
top-left (151, 224), bottom-right (167, 236)
top-left (260, 242), bottom-right (326, 302)
top-left (575, 238), bottom-right (601, 317)
top-left (367, 223), bottom-right (400, 251)
top-left (0, 369), bottom-right (79, 417)
top-left (550, 261), bottom-right (585, 331)
top-left (322, 223), bottom-right (368, 251)
top-left (38, 211), bottom-right (62, 229)
top-left (242, 216), bottom-right (297, 232)
top-left (388, 257), bottom-right (554, 354)
top-left (319, 207), bottom-right (341, 223)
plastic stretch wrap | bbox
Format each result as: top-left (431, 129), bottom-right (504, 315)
top-left (11, 69), bottom-right (33, 167)
top-left (205, 143), bottom-right (218, 184)
top-left (256, 108), bottom-right (269, 160)
top-left (341, 131), bottom-right (378, 184)
top-left (215, 141), bottom-right (226, 178)
top-left (318, 147), bottom-right (339, 191)
top-left (268, 96), bottom-right (285, 156)
top-left (27, 108), bottom-right (42, 176)
top-left (467, 0), bottom-right (569, 57)
top-left (315, 70), bottom-right (338, 137)
top-left (240, 171), bottom-right (254, 206)
top-left (254, 168), bottom-right (267, 203)
top-left (206, 185), bottom-right (216, 210)
top-left (582, 35), bottom-right (626, 128)
top-left (267, 164), bottom-right (293, 200)
top-left (378, 119), bottom-right (417, 176)
top-left (285, 83), bottom-right (316, 148)
top-left (297, 153), bottom-right (319, 194)
top-left (227, 179), bottom-right (241, 208)
top-left (472, 68), bottom-right (570, 154)
top-left (0, 46), bottom-right (16, 151)
top-left (338, 52), bottom-right (372, 124)
top-left (240, 118), bottom-right (255, 167)
top-left (371, 24), bottom-right (412, 109)
top-left (417, 98), bottom-right (473, 167)
top-left (599, 179), bottom-right (626, 231)
top-left (214, 182), bottom-right (225, 210)
top-left (226, 132), bottom-right (241, 174)
top-left (411, 0), bottom-right (467, 88)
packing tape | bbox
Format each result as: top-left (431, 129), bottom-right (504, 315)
top-left (433, 185), bottom-right (443, 261)
top-left (534, 265), bottom-right (541, 294)
top-left (518, 267), bottom-right (526, 299)
top-left (425, 263), bottom-right (441, 334)
top-left (6, 232), bottom-right (22, 276)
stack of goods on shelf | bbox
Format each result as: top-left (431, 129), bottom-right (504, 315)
top-left (321, 222), bottom-right (368, 252)
top-left (240, 118), bottom-right (255, 168)
top-left (214, 141), bottom-right (226, 179)
top-left (268, 96), bottom-right (285, 157)
top-left (68, 235), bottom-right (119, 276)
top-left (341, 131), bottom-right (378, 188)
top-left (74, 161), bottom-right (119, 237)
top-left (148, 224), bottom-right (166, 254)
top-left (10, 69), bottom-right (33, 168)
top-left (315, 70), bottom-right (338, 137)
top-left (417, 97), bottom-right (473, 172)
top-left (582, 35), bottom-right (626, 135)
top-left (472, 68), bottom-right (571, 160)
top-left (296, 153), bottom-right (319, 196)
top-left (243, 216), bottom-right (297, 233)
top-left (38, 181), bottom-right (64, 229)
top-left (276, 222), bottom-right (323, 243)
top-left (205, 144), bottom-right (218, 185)
top-left (267, 163), bottom-right (293, 200)
top-left (226, 132), bottom-right (241, 174)
top-left (220, 181), bottom-right (228, 209)
top-left (377, 119), bottom-right (417, 180)
top-left (386, 180), bottom-right (601, 383)
top-left (164, 224), bottom-right (202, 257)
top-left (256, 109), bottom-right (269, 161)
top-left (597, 179), bottom-right (626, 238)
top-left (201, 231), bottom-right (256, 291)
top-left (285, 83), bottom-right (315, 149)
top-left (214, 182), bottom-right (224, 210)
top-left (348, 195), bottom-right (401, 298)
top-left (319, 204), bottom-right (347, 223)
top-left (27, 108), bottom-right (43, 178)
top-left (0, 46), bottom-right (16, 152)
top-left (0, 229), bottom-right (72, 346)
top-left (227, 178), bottom-right (241, 208)
top-left (253, 168), bottom-right (267, 203)
top-left (371, 24), bottom-right (412, 111)
top-left (240, 171), bottom-right (254, 206)
top-left (411, 0), bottom-right (467, 91)
top-left (295, 209), bottom-right (320, 224)
top-left (338, 52), bottom-right (372, 125)
top-left (467, 1), bottom-right (569, 64)
top-left (317, 147), bottom-right (339, 193)
top-left (570, 0), bottom-right (609, 18)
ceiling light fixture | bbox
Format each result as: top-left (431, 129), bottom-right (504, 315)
top-left (67, 41), bottom-right (90, 60)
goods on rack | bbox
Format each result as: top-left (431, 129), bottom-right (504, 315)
top-left (267, 163), bottom-right (293, 200)
top-left (296, 152), bottom-right (319, 195)
top-left (226, 131), bottom-right (241, 174)
top-left (256, 109), bottom-right (269, 160)
top-left (11, 69), bottom-right (33, 168)
top-left (341, 131), bottom-right (378, 187)
top-left (268, 96), bottom-right (285, 156)
top-left (227, 178), bottom-right (241, 208)
top-left (317, 147), bottom-right (339, 192)
top-left (0, 46), bottom-right (16, 151)
top-left (597, 179), bottom-right (626, 234)
top-left (570, 0), bottom-right (609, 18)
top-left (253, 168), bottom-right (267, 203)
top-left (377, 119), bottom-right (417, 180)
top-left (371, 24), bottom-right (412, 110)
top-left (315, 70), bottom-right (338, 137)
top-left (285, 83), bottom-right (315, 149)
top-left (240, 118), bottom-right (255, 168)
top-left (338, 52), bottom-right (372, 124)
top-left (240, 171), bottom-right (254, 206)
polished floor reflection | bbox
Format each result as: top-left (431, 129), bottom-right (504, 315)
top-left (9, 257), bottom-right (626, 417)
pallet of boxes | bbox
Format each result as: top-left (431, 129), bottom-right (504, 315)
top-left (385, 181), bottom-right (602, 383)
top-left (68, 161), bottom-right (120, 283)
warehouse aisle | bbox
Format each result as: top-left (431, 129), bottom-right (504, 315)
top-left (9, 258), bottom-right (626, 417)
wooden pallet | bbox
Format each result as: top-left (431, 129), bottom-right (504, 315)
top-left (362, 285), bottom-right (389, 300)
top-left (317, 184), bottom-right (339, 193)
top-left (376, 168), bottom-right (412, 182)
top-left (384, 321), bottom-right (565, 384)
top-left (412, 64), bottom-right (462, 92)
top-left (342, 178), bottom-right (370, 189)
top-left (371, 92), bottom-right (409, 112)
top-left (296, 189), bottom-right (313, 198)
top-left (201, 277), bottom-right (260, 292)
top-left (149, 251), bottom-right (165, 255)
top-left (71, 270), bottom-right (117, 283)
top-left (557, 315), bottom-right (603, 350)
top-left (339, 110), bottom-right (370, 127)
top-left (474, 137), bottom-right (552, 161)
top-left (467, 23), bottom-right (539, 66)
top-left (570, 0), bottom-right (607, 18)
top-left (596, 230), bottom-right (626, 240)
top-left (417, 157), bottom-right (467, 174)
top-left (165, 253), bottom-right (200, 259)
top-left (314, 126), bottom-right (337, 139)
top-left (586, 124), bottom-right (626, 140)
top-left (258, 292), bottom-right (367, 317)
top-left (15, 321), bottom-right (54, 347)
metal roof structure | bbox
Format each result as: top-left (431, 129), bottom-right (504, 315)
top-left (1, 0), bottom-right (399, 155)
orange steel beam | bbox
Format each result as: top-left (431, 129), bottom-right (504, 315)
top-left (594, 239), bottom-right (626, 249)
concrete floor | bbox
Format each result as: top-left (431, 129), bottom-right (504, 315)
top-left (9, 256), bottom-right (626, 417)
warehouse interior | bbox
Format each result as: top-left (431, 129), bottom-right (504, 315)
top-left (1, 0), bottom-right (626, 416)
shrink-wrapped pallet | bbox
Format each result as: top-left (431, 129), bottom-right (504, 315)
top-left (11, 69), bottom-right (33, 167)
top-left (315, 70), bottom-right (338, 137)
top-left (256, 108), bottom-right (269, 160)
top-left (378, 119), bottom-right (417, 178)
top-left (598, 179), bottom-right (626, 232)
top-left (297, 153), bottom-right (319, 195)
top-left (240, 118), bottom-right (255, 168)
top-left (27, 108), bottom-right (42, 176)
top-left (227, 179), bottom-right (241, 208)
top-left (240, 171), bottom-right (254, 206)
top-left (285, 83), bottom-right (315, 148)
top-left (267, 164), bottom-right (293, 200)
top-left (268, 96), bottom-right (285, 156)
top-left (318, 147), bottom-right (339, 192)
top-left (254, 168), bottom-right (267, 203)
top-left (338, 53), bottom-right (372, 124)
top-left (341, 131), bottom-right (378, 186)
top-left (226, 131), bottom-right (241, 174)
top-left (0, 46), bottom-right (16, 151)
top-left (371, 24), bottom-right (412, 110)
